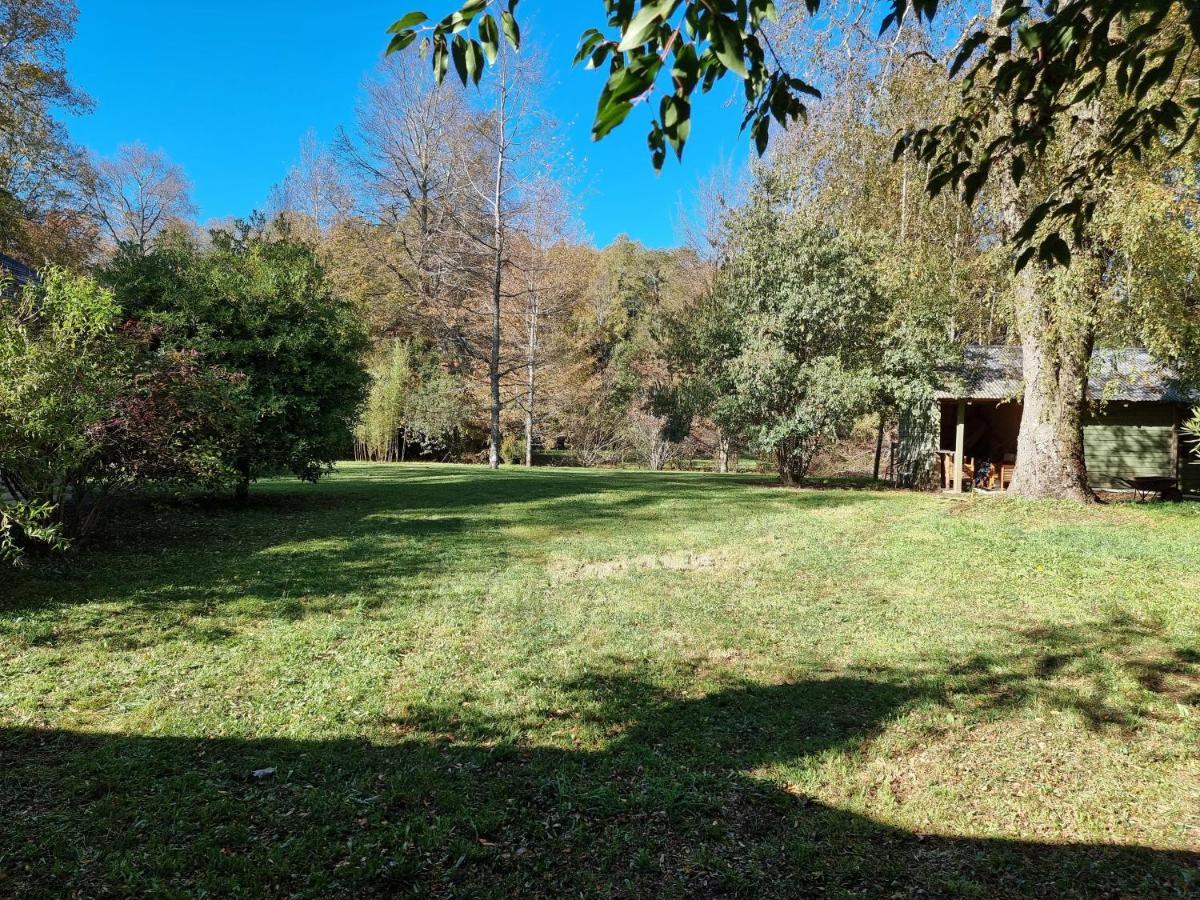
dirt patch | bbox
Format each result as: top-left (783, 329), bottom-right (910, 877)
top-left (549, 551), bottom-right (725, 580)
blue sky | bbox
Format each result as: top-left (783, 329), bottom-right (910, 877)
top-left (65, 2), bottom-right (753, 249)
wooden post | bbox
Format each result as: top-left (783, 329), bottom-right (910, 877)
top-left (1171, 405), bottom-right (1181, 481)
top-left (953, 400), bottom-right (966, 493)
top-left (872, 415), bottom-right (885, 480)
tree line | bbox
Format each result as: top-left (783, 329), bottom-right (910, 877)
top-left (2, 0), bottom-right (1199, 566)
top-left (390, 0), bottom-right (1200, 502)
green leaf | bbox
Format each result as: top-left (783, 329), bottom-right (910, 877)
top-left (386, 30), bottom-right (418, 55)
top-left (500, 10), bottom-right (521, 49)
top-left (648, 121), bottom-right (666, 170)
top-left (661, 94), bottom-right (691, 159)
top-left (451, 34), bottom-right (469, 85)
top-left (671, 43), bottom-right (699, 94)
top-left (997, 1), bottom-right (1026, 28)
top-left (445, 0), bottom-right (487, 35)
top-left (574, 29), bottom-right (605, 65)
top-left (466, 39), bottom-right (484, 84)
top-left (749, 0), bottom-right (779, 26)
top-left (587, 44), bottom-right (613, 70)
top-left (600, 54), bottom-right (662, 105)
top-left (433, 37), bottom-right (449, 83)
top-left (593, 98), bottom-right (635, 140)
top-left (618, 2), bottom-right (668, 52)
top-left (711, 15), bottom-right (748, 79)
top-left (751, 114), bottom-right (770, 155)
top-left (387, 11), bottom-right (427, 33)
top-left (478, 14), bottom-right (499, 65)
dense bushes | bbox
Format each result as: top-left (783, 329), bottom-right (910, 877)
top-left (676, 180), bottom-right (888, 484)
top-left (1, 227), bottom-right (369, 562)
top-left (354, 340), bottom-right (470, 462)
top-left (0, 269), bottom-right (243, 557)
top-left (103, 226), bottom-right (369, 497)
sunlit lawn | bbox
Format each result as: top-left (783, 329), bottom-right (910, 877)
top-left (2, 462), bottom-right (1199, 897)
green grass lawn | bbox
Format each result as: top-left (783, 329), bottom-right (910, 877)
top-left (3, 463), bottom-right (1199, 898)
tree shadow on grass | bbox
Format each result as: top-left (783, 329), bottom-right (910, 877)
top-left (3, 465), bottom-right (874, 632)
top-left (3, 649), bottom-right (1197, 898)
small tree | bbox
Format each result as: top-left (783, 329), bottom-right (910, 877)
top-left (103, 223), bottom-right (370, 499)
top-left (701, 177), bottom-right (886, 484)
top-left (356, 340), bottom-right (470, 461)
top-left (0, 269), bottom-right (123, 543)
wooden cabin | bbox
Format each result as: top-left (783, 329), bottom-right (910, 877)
top-left (934, 346), bottom-right (1199, 495)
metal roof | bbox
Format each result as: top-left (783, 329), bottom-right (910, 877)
top-left (936, 345), bottom-right (1199, 404)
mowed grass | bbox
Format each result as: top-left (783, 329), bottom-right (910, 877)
top-left (2, 463), bottom-right (1199, 898)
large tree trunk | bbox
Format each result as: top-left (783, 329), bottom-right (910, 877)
top-left (872, 415), bottom-right (885, 480)
top-left (984, 0), bottom-right (1096, 503)
top-left (1006, 275), bottom-right (1095, 502)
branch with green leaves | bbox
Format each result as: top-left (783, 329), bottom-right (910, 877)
top-left (385, 0), bottom-right (521, 86)
top-left (896, 0), bottom-right (1200, 270)
top-left (387, 0), bottom-right (1198, 269)
top-left (385, 0), bottom-right (842, 169)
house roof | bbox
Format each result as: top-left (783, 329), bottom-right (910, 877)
top-left (937, 345), bottom-right (1199, 404)
top-left (0, 252), bottom-right (36, 290)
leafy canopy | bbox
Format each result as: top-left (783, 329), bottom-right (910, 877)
top-left (691, 175), bottom-right (887, 482)
top-left (0, 269), bottom-right (242, 549)
top-left (387, 1), bottom-right (1200, 267)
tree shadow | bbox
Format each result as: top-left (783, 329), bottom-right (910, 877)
top-left (3, 465), bottom-right (873, 634)
top-left (3, 655), bottom-right (1196, 897)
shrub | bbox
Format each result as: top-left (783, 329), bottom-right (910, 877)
top-left (706, 192), bottom-right (886, 485)
top-left (1185, 408), bottom-right (1200, 459)
top-left (356, 341), bottom-right (471, 462)
top-left (0, 269), bottom-right (243, 555)
top-left (0, 269), bottom-right (126, 540)
top-left (103, 223), bottom-right (370, 498)
top-left (500, 432), bottom-right (523, 465)
top-left (0, 501), bottom-right (65, 565)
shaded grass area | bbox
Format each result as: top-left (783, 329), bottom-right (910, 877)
top-left (2, 463), bottom-right (1199, 897)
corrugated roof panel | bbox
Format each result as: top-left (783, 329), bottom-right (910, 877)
top-left (936, 345), bottom-right (1199, 404)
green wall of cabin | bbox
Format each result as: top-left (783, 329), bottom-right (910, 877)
top-left (1083, 404), bottom-right (1181, 490)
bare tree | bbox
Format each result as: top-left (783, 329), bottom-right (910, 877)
top-left (336, 54), bottom-right (471, 338)
top-left (269, 130), bottom-right (353, 242)
top-left (84, 143), bottom-right (196, 253)
top-left (513, 176), bottom-right (581, 466)
top-left (454, 45), bottom-right (556, 470)
top-left (337, 47), bottom-right (565, 471)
